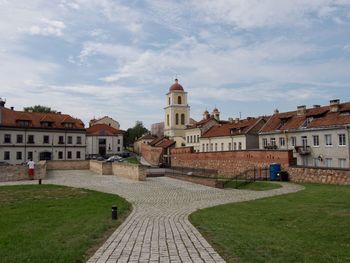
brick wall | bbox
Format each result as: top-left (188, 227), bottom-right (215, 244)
top-left (141, 143), bottom-right (164, 166)
top-left (112, 162), bottom-right (146, 181)
top-left (0, 161), bottom-right (46, 182)
top-left (171, 148), bottom-right (294, 177)
top-left (287, 166), bottom-right (350, 185)
top-left (46, 160), bottom-right (90, 170)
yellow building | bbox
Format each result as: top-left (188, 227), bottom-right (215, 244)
top-left (164, 79), bottom-right (190, 147)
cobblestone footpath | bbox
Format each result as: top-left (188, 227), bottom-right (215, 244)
top-left (0, 171), bottom-right (303, 263)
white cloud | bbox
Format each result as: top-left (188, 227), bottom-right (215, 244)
top-left (27, 18), bottom-right (66, 37)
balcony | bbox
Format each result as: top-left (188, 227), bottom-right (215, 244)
top-left (295, 146), bottom-right (311, 155)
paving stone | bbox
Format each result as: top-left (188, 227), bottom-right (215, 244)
top-left (0, 170), bottom-right (303, 263)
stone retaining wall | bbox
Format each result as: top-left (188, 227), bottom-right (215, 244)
top-left (0, 161), bottom-right (46, 182)
top-left (112, 162), bottom-right (146, 181)
top-left (287, 166), bottom-right (350, 185)
top-left (89, 160), bottom-right (112, 175)
top-left (46, 160), bottom-right (90, 170)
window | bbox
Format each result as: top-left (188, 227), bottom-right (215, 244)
top-left (58, 136), bottom-right (64, 144)
top-left (325, 158), bottom-right (332, 167)
top-left (177, 96), bottom-right (181, 104)
top-left (221, 143), bottom-right (224, 151)
top-left (168, 97), bottom-right (170, 105)
top-left (67, 151), bottom-right (72, 159)
top-left (325, 134), bottom-right (332, 146)
top-left (263, 138), bottom-right (268, 148)
top-left (302, 136), bottom-right (308, 148)
top-left (313, 158), bottom-right (320, 167)
top-left (190, 136), bottom-right (193, 143)
top-left (228, 142), bottom-right (232, 151)
top-left (63, 123), bottom-right (73, 128)
top-left (27, 135), bottom-right (34, 144)
top-left (43, 135), bottom-right (50, 144)
top-left (76, 151), bottom-right (81, 159)
top-left (17, 120), bottom-right (30, 127)
top-left (17, 134), bottom-right (23, 143)
top-left (202, 144), bottom-right (205, 152)
top-left (338, 134), bottom-right (346, 146)
top-left (16, 152), bottom-right (22, 160)
top-left (339, 158), bottom-right (347, 168)
top-left (4, 151), bottom-right (10, 160)
top-left (117, 139), bottom-right (120, 144)
top-left (279, 137), bottom-right (285, 147)
top-left (67, 136), bottom-right (72, 144)
top-left (197, 135), bottom-right (199, 143)
top-left (291, 136), bottom-right (296, 147)
top-left (270, 138), bottom-right (276, 146)
top-left (4, 134), bottom-right (11, 143)
top-left (181, 114), bottom-right (185, 125)
top-left (233, 142), bottom-right (237, 150)
top-left (238, 142), bottom-right (242, 150)
top-left (167, 114), bottom-right (169, 126)
top-left (77, 136), bottom-right (82, 145)
top-left (210, 143), bottom-right (213, 151)
top-left (215, 143), bottom-right (217, 151)
top-left (312, 135), bottom-right (319, 147)
top-left (206, 144), bottom-right (209, 152)
top-left (175, 113), bottom-right (179, 125)
top-left (117, 147), bottom-right (120, 152)
top-left (58, 151), bottom-right (63, 160)
top-left (187, 136), bottom-right (189, 143)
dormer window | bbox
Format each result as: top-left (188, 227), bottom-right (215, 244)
top-left (16, 120), bottom-right (31, 127)
top-left (41, 121), bottom-right (53, 127)
top-left (301, 117), bottom-right (313, 128)
top-left (63, 123), bottom-right (73, 128)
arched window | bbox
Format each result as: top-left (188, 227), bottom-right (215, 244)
top-left (167, 114), bottom-right (169, 126)
top-left (175, 113), bottom-right (179, 125)
top-left (178, 96), bottom-right (182, 104)
top-left (168, 97), bottom-right (170, 105)
top-left (181, 113), bottom-right (185, 125)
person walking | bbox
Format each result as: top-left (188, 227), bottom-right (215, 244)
top-left (27, 159), bottom-right (35, 180)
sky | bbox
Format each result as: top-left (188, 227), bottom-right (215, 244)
top-left (1, 0), bottom-right (350, 130)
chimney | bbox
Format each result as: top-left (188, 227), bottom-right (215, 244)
top-left (313, 105), bottom-right (320, 108)
top-left (212, 107), bottom-right (220, 121)
top-left (329, 99), bottom-right (340, 112)
top-left (228, 117), bottom-right (234, 123)
top-left (10, 106), bottom-right (14, 110)
top-left (0, 98), bottom-right (5, 108)
top-left (235, 118), bottom-right (240, 123)
top-left (57, 111), bottom-right (61, 115)
top-left (297, 105), bottom-right (306, 116)
top-left (274, 109), bottom-right (279, 114)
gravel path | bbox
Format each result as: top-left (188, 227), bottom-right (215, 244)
top-left (0, 170), bottom-right (303, 263)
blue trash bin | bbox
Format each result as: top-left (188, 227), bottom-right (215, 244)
top-left (269, 163), bottom-right (281, 181)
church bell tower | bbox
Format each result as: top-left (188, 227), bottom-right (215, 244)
top-left (164, 79), bottom-right (190, 143)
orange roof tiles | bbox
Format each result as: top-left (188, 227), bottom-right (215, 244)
top-left (86, 124), bottom-right (124, 136)
top-left (260, 102), bottom-right (350, 133)
top-left (202, 118), bottom-right (262, 138)
top-left (0, 107), bottom-right (85, 130)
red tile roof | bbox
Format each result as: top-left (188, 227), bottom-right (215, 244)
top-left (0, 107), bottom-right (85, 130)
top-left (149, 136), bottom-right (175, 148)
top-left (202, 117), bottom-right (263, 138)
top-left (260, 102), bottom-right (350, 133)
top-left (86, 124), bottom-right (124, 136)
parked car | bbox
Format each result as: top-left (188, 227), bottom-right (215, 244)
top-left (96, 156), bottom-right (105, 161)
top-left (0, 161), bottom-right (10, 166)
top-left (120, 152), bottom-right (131, 158)
top-left (106, 155), bottom-right (123, 162)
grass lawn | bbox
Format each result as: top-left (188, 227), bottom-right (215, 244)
top-left (124, 156), bottom-right (140, 164)
top-left (223, 180), bottom-right (282, 191)
top-left (0, 184), bottom-right (130, 263)
top-left (190, 184), bottom-right (350, 263)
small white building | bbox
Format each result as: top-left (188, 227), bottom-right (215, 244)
top-left (86, 124), bottom-right (124, 158)
top-left (89, 116), bottom-right (120, 129)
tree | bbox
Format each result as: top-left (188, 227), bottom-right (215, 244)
top-left (124, 121), bottom-right (149, 147)
top-left (23, 105), bottom-right (57, 113)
